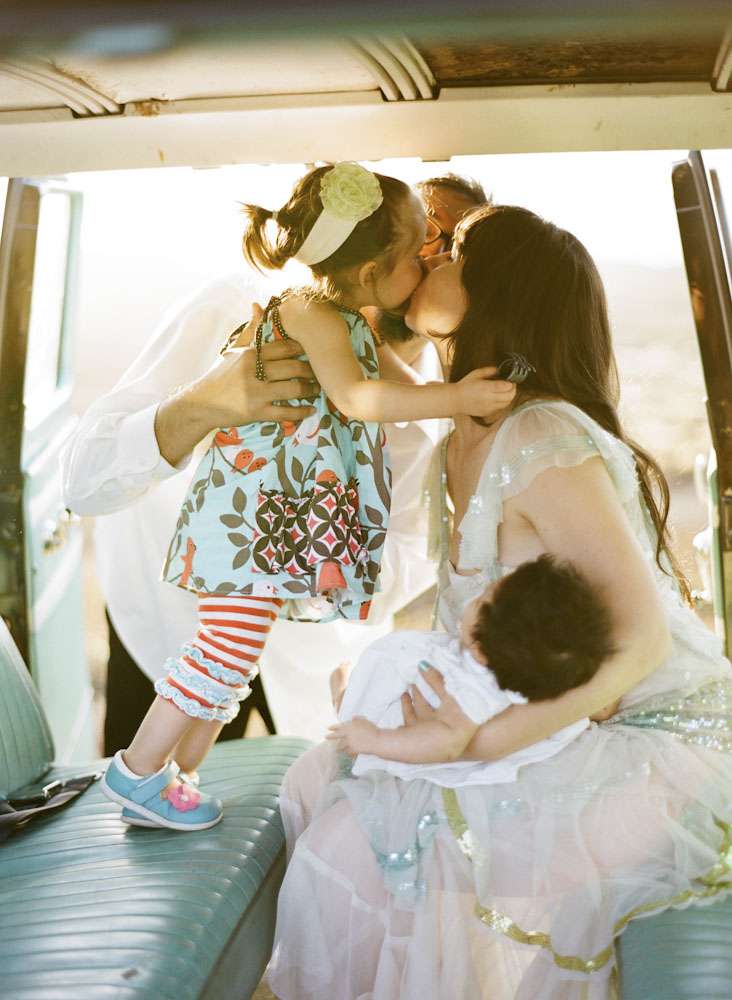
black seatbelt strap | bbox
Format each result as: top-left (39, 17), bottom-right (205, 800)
top-left (0, 772), bottom-right (101, 843)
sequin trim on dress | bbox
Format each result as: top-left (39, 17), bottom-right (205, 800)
top-left (371, 809), bottom-right (440, 907)
top-left (442, 788), bottom-right (732, 974)
top-left (612, 679), bottom-right (732, 753)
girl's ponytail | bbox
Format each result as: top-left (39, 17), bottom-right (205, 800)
top-left (241, 204), bottom-right (290, 272)
top-left (240, 165), bottom-right (411, 288)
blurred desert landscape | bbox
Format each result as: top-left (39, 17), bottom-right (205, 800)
top-left (605, 260), bottom-right (710, 476)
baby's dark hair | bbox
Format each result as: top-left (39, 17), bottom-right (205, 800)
top-left (241, 166), bottom-right (413, 296)
top-left (473, 555), bottom-right (615, 701)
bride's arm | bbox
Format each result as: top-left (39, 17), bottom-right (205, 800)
top-left (428, 456), bottom-right (672, 762)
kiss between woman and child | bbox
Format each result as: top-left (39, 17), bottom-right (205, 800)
top-left (101, 160), bottom-right (519, 830)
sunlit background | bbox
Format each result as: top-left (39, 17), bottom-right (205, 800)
top-left (7, 148), bottom-right (731, 727)
top-left (69, 149), bottom-right (722, 478)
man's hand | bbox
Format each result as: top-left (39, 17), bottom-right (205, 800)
top-left (202, 339), bottom-right (318, 425)
top-left (154, 305), bottom-right (320, 467)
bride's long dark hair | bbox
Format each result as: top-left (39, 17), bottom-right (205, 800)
top-left (448, 204), bottom-right (691, 602)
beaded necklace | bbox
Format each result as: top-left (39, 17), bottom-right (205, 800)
top-left (252, 292), bottom-right (370, 381)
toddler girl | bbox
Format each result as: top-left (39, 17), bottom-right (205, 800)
top-left (101, 162), bottom-right (514, 830)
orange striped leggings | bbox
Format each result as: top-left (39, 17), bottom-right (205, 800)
top-left (154, 594), bottom-right (284, 723)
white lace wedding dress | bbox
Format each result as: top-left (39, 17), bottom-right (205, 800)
top-left (267, 401), bottom-right (732, 1000)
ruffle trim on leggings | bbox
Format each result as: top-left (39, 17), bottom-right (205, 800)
top-left (154, 678), bottom-right (243, 724)
top-left (161, 651), bottom-right (253, 708)
top-left (180, 643), bottom-right (258, 687)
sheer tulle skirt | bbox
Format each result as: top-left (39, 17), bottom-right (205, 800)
top-left (271, 742), bottom-right (532, 1000)
top-left (268, 713), bottom-right (732, 1000)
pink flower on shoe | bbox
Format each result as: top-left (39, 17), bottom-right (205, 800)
top-left (162, 781), bottom-right (202, 812)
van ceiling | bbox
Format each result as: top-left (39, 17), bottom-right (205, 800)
top-left (0, 10), bottom-right (725, 114)
top-left (0, 32), bottom-right (726, 114)
top-left (2, 7), bottom-right (732, 173)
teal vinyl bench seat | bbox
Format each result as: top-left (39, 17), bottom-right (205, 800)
top-left (0, 618), bottom-right (310, 1000)
top-left (617, 898), bottom-right (732, 999)
top-left (5, 616), bottom-right (732, 1000)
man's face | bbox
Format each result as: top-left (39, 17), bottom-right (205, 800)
top-left (419, 186), bottom-right (481, 258)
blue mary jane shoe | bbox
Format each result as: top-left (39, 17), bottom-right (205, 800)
top-left (102, 753), bottom-right (222, 832)
top-left (120, 771), bottom-right (201, 828)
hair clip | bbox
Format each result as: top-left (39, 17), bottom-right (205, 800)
top-left (495, 353), bottom-right (536, 384)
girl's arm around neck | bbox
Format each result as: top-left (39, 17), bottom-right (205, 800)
top-left (375, 341), bottom-right (425, 385)
top-left (281, 297), bottom-right (514, 423)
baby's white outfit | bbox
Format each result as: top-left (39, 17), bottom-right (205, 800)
top-left (338, 629), bottom-right (588, 788)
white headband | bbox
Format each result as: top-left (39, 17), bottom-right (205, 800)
top-left (294, 162), bottom-right (383, 267)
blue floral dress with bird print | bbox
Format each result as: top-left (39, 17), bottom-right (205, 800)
top-left (162, 295), bottom-right (391, 622)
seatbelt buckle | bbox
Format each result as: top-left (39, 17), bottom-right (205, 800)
top-left (40, 779), bottom-right (63, 800)
top-left (8, 772), bottom-right (101, 809)
top-left (12, 779), bottom-right (63, 807)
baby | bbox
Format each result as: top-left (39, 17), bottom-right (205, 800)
top-left (329, 555), bottom-right (616, 787)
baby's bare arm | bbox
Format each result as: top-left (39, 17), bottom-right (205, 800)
top-left (328, 713), bottom-right (478, 764)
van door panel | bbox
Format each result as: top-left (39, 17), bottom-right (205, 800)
top-left (672, 151), bottom-right (732, 651)
top-left (0, 178), bottom-right (92, 763)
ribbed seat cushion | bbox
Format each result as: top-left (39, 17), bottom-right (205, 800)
top-left (618, 897), bottom-right (732, 999)
top-left (0, 737), bottom-right (310, 1000)
top-left (0, 618), bottom-right (54, 797)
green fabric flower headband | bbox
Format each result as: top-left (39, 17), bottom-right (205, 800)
top-left (294, 162), bottom-right (384, 266)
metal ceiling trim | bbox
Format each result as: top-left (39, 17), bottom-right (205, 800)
top-left (349, 42), bottom-right (401, 100)
top-left (712, 24), bottom-right (732, 91)
top-left (3, 82), bottom-right (732, 176)
top-left (350, 35), bottom-right (436, 100)
top-left (357, 38), bottom-right (419, 99)
top-left (0, 59), bottom-right (121, 115)
top-left (0, 64), bottom-right (87, 115)
top-left (391, 37), bottom-right (437, 96)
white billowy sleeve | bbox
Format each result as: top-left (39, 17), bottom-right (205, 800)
top-left (458, 401), bottom-right (640, 571)
top-left (61, 277), bottom-right (260, 516)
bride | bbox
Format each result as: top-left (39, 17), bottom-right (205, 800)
top-left (267, 204), bottom-right (732, 1000)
